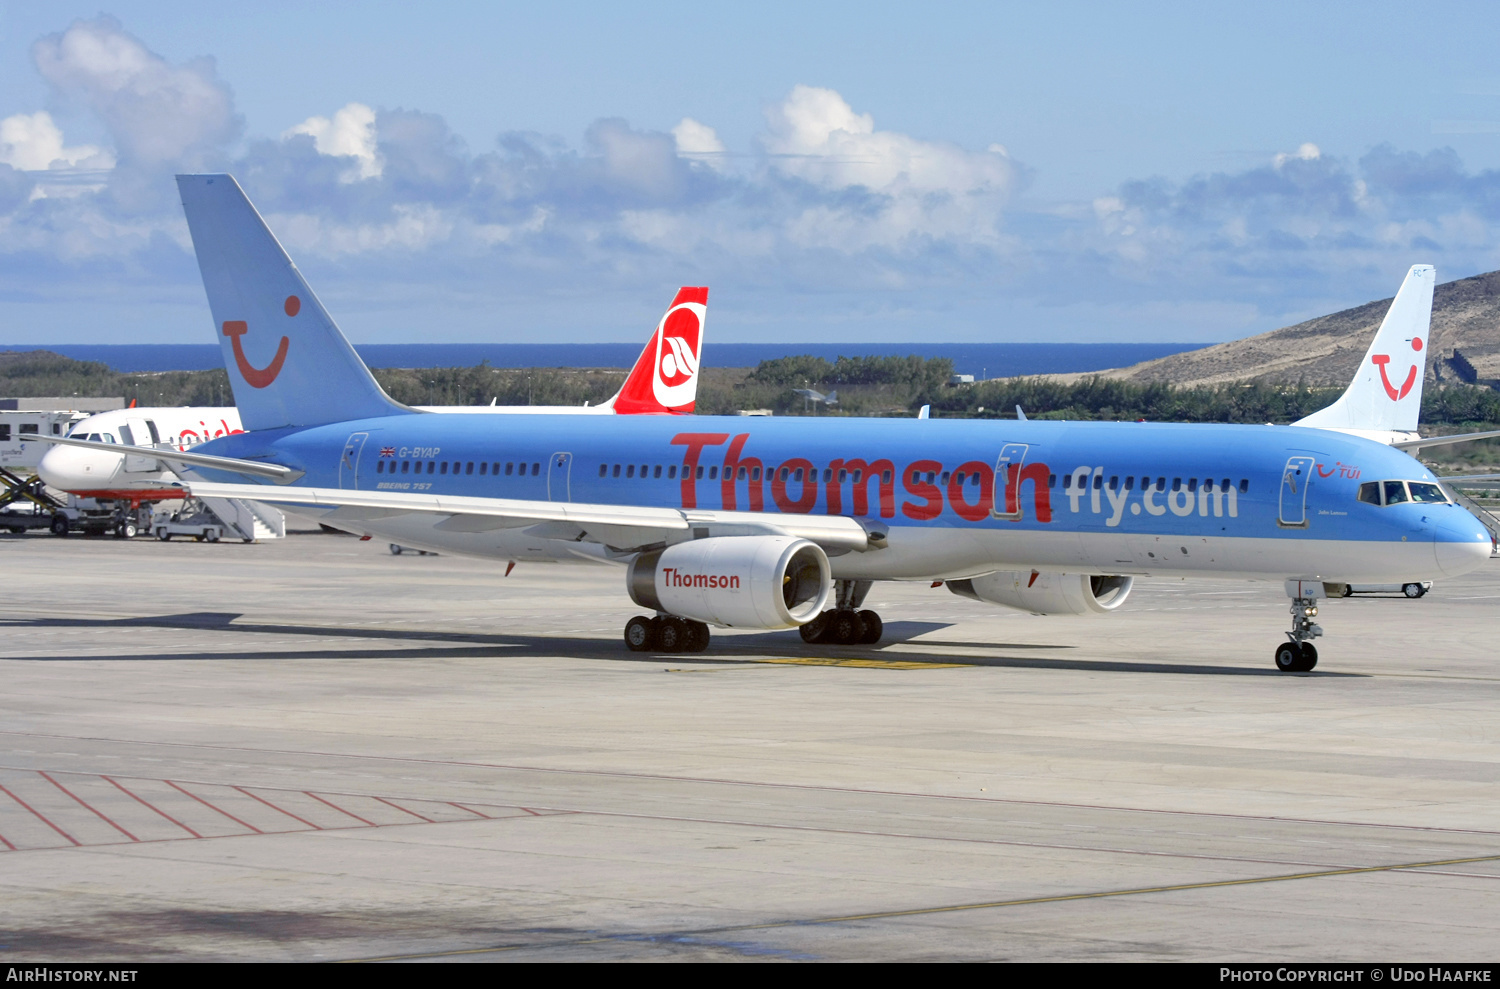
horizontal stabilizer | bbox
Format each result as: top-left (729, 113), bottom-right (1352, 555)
top-left (33, 434), bottom-right (302, 482)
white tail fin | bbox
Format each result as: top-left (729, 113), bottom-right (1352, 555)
top-left (1295, 264), bottom-right (1435, 433)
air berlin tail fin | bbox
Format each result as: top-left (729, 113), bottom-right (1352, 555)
top-left (606, 287), bottom-right (708, 414)
top-left (1295, 264), bottom-right (1435, 434)
top-left (176, 174), bottom-right (409, 432)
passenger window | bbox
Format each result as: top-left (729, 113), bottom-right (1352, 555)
top-left (709, 466), bottom-right (718, 480)
top-left (926, 472), bottom-right (936, 484)
top-left (823, 468), bottom-right (832, 483)
top-left (1408, 482), bottom-right (1447, 504)
top-left (696, 466), bottom-right (704, 480)
top-left (505, 463), bottom-right (514, 476)
top-left (627, 465), bottom-right (635, 478)
top-left (794, 468), bottom-right (804, 482)
top-left (1108, 476), bottom-right (1119, 490)
top-left (1357, 481), bottom-right (1381, 505)
top-left (955, 472), bottom-right (965, 485)
top-left (940, 472), bottom-right (950, 485)
top-left (1125, 476), bottom-right (1135, 491)
top-left (737, 466), bottom-right (747, 480)
top-left (1156, 478), bottom-right (1165, 492)
top-left (428, 462), bottom-right (436, 474)
top-left (479, 462), bottom-right (487, 475)
top-left (754, 467), bottom-right (763, 481)
top-left (1062, 474), bottom-right (1072, 489)
top-left (0, 425), bottom-right (9, 441)
top-left (839, 469), bottom-right (848, 483)
top-left (376, 461), bottom-right (384, 474)
top-left (20, 424), bottom-right (38, 434)
top-left (599, 464), bottom-right (607, 477)
top-left (492, 463), bottom-right (499, 474)
top-left (1092, 474), bottom-right (1102, 490)
top-left (669, 465), bottom-right (677, 479)
top-left (971, 473), bottom-right (980, 486)
top-left (401, 461), bottom-right (410, 474)
top-left (466, 462), bottom-right (474, 475)
top-left (532, 463), bottom-right (539, 476)
top-left (1384, 480), bottom-right (1409, 505)
top-left (654, 465), bottom-right (662, 479)
top-left (784, 468), bottom-right (792, 482)
top-left (1188, 478), bottom-right (1197, 492)
top-left (613, 464), bottom-right (621, 478)
top-left (1048, 473), bottom-right (1057, 488)
top-left (1239, 479), bottom-right (1248, 493)
top-left (1171, 478), bottom-right (1181, 491)
top-left (440, 462), bottom-right (449, 474)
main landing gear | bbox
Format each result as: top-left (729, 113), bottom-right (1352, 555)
top-left (1275, 581), bottom-right (1324, 673)
top-left (800, 579), bottom-right (884, 646)
top-left (624, 615), bottom-right (711, 654)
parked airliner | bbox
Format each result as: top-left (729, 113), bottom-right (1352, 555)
top-left (47, 175), bottom-right (1495, 673)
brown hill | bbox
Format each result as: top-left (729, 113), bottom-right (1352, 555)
top-left (1065, 269), bottom-right (1500, 389)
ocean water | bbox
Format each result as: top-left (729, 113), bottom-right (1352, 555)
top-left (3, 342), bottom-right (1200, 377)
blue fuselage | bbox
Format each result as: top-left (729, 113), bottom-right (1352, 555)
top-left (199, 412), bottom-right (1492, 583)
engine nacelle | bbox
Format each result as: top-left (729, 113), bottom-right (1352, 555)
top-left (947, 571), bottom-right (1134, 616)
top-left (628, 536), bottom-right (831, 629)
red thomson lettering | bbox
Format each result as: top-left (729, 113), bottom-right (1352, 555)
top-left (999, 462), bottom-right (1053, 523)
top-left (843, 458), bottom-right (896, 518)
top-left (771, 458), bottom-right (818, 514)
top-left (721, 433), bottom-right (764, 511)
top-left (671, 432), bottom-right (729, 508)
top-left (947, 461), bottom-right (994, 522)
top-left (901, 459), bottom-right (944, 521)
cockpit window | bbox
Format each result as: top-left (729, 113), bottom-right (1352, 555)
top-left (1357, 482), bottom-right (1381, 506)
top-left (1408, 482), bottom-right (1448, 504)
top-left (1383, 480), bottom-right (1409, 505)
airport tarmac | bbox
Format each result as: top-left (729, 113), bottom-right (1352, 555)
top-left (0, 529), bottom-right (1496, 962)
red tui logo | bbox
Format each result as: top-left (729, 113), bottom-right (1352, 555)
top-left (222, 295), bottom-right (298, 388)
top-left (1371, 336), bottom-right (1423, 402)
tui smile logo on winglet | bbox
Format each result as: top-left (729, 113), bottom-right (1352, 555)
top-left (223, 295), bottom-right (297, 388)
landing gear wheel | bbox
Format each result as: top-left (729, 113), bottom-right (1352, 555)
top-left (1402, 583), bottom-right (1425, 598)
top-left (657, 617), bottom-right (689, 653)
top-left (684, 620), bottom-right (710, 652)
top-left (624, 615), bottom-right (657, 652)
top-left (800, 612), bottom-right (830, 644)
top-left (390, 544), bottom-right (403, 555)
top-left (1275, 642), bottom-right (1317, 673)
top-left (828, 609), bottom-right (866, 646)
top-left (857, 610), bottom-right (883, 644)
top-left (1341, 585), bottom-right (1353, 598)
top-left (1275, 643), bottom-right (1301, 673)
top-left (50, 516), bottom-right (68, 537)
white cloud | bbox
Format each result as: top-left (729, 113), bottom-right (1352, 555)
top-left (761, 84), bottom-right (1014, 197)
top-left (31, 16), bottom-right (239, 172)
top-left (0, 111), bottom-right (112, 171)
top-left (285, 102), bottom-right (382, 181)
top-left (672, 118), bottom-right (725, 157)
top-left (1273, 142), bottom-right (1321, 168)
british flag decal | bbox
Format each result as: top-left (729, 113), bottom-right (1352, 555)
top-left (380, 446), bottom-right (395, 457)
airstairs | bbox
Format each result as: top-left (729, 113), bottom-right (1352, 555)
top-left (158, 496), bottom-right (285, 543)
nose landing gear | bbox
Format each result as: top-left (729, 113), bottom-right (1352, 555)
top-left (1276, 580), bottom-right (1324, 672)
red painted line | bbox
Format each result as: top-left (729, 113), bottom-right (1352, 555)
top-left (164, 781), bottom-right (262, 834)
top-left (0, 828), bottom-right (15, 850)
top-left (519, 807), bottom-right (543, 816)
top-left (449, 802), bottom-right (492, 819)
top-left (232, 786), bottom-right (322, 830)
top-left (103, 776), bottom-right (200, 838)
top-left (39, 772), bottom-right (138, 842)
top-left (304, 792), bottom-right (376, 826)
top-left (0, 784), bottom-right (80, 846)
top-left (372, 796), bottom-right (432, 823)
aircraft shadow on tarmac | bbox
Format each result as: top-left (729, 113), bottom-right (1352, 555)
top-left (0, 612), bottom-right (1363, 677)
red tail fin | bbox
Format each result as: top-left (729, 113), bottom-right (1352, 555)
top-left (609, 287), bottom-right (708, 415)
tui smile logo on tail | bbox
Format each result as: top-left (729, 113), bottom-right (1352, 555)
top-left (1371, 335), bottom-right (1423, 401)
top-left (222, 295), bottom-right (297, 388)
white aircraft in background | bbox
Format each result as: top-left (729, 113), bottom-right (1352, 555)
top-left (35, 287), bottom-right (708, 511)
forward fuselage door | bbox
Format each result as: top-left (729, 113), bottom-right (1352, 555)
top-left (549, 452), bottom-right (573, 502)
top-left (120, 419), bottom-right (160, 473)
top-left (1278, 456), bottom-right (1315, 528)
top-left (991, 442), bottom-right (1029, 520)
top-left (340, 432), bottom-right (368, 489)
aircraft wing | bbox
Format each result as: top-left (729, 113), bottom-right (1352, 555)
top-left (182, 481), bottom-right (878, 554)
top-left (1396, 429), bottom-right (1500, 452)
top-left (1437, 473), bottom-right (1500, 484)
top-left (33, 434), bottom-right (303, 482)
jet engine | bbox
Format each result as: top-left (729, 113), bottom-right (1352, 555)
top-left (946, 571), bottom-right (1133, 616)
top-left (628, 536), bottom-right (831, 629)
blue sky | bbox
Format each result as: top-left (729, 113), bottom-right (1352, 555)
top-left (2, 1), bottom-right (1500, 345)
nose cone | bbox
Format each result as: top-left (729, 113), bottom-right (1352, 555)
top-left (1434, 510), bottom-right (1494, 577)
top-left (36, 444), bottom-right (109, 492)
